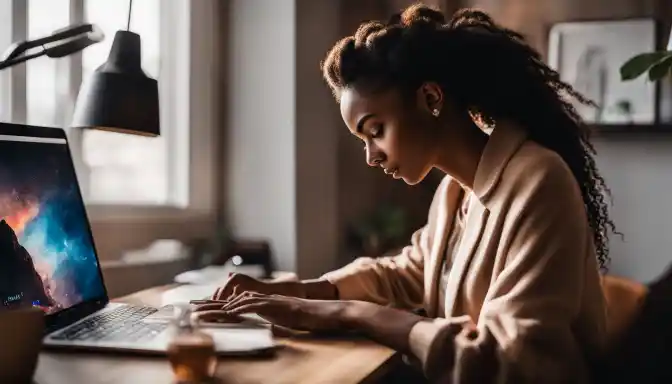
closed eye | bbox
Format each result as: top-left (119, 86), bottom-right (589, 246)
top-left (370, 124), bottom-right (384, 139)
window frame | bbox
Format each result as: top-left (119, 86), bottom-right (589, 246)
top-left (1, 0), bottom-right (218, 227)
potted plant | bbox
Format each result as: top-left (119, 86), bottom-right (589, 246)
top-left (620, 30), bottom-right (672, 82)
top-left (350, 204), bottom-right (407, 257)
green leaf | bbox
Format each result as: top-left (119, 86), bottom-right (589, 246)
top-left (648, 54), bottom-right (672, 81)
top-left (620, 51), bottom-right (670, 81)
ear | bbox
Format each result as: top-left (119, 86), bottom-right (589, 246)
top-left (416, 82), bottom-right (444, 116)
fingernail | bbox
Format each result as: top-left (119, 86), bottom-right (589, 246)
top-left (228, 272), bottom-right (234, 277)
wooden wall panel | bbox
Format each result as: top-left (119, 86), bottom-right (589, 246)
top-left (460, 0), bottom-right (668, 58)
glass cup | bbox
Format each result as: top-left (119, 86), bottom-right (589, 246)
top-left (167, 304), bottom-right (218, 383)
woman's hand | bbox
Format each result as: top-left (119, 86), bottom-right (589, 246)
top-left (195, 293), bottom-right (426, 355)
top-left (195, 292), bottom-right (348, 333)
top-left (210, 273), bottom-right (270, 301)
top-left (209, 273), bottom-right (340, 302)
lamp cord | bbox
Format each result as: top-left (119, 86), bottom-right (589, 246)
top-left (126, 0), bottom-right (133, 30)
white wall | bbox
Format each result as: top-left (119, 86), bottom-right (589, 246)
top-left (226, 0), bottom-right (297, 273)
top-left (226, 0), bottom-right (341, 278)
top-left (594, 136), bottom-right (672, 283)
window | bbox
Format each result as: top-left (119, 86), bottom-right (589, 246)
top-left (1, 0), bottom-right (217, 266)
top-left (0, 0), bottom-right (217, 217)
top-left (0, 2), bottom-right (11, 122)
top-left (27, 0), bottom-right (69, 127)
top-left (82, 0), bottom-right (169, 205)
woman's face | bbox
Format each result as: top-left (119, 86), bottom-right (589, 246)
top-left (340, 85), bottom-right (442, 185)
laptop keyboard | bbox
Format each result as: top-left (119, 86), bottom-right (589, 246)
top-left (50, 305), bottom-right (169, 343)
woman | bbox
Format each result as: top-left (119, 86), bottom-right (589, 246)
top-left (197, 5), bottom-right (615, 382)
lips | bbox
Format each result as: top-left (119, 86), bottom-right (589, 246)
top-left (382, 166), bottom-right (400, 179)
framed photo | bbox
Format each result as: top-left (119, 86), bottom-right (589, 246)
top-left (548, 19), bottom-right (657, 124)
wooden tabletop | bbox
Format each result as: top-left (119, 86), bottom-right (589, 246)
top-left (35, 285), bottom-right (399, 384)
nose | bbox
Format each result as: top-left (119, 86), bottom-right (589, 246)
top-left (365, 143), bottom-right (384, 167)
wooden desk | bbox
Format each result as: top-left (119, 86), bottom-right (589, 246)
top-left (35, 285), bottom-right (399, 384)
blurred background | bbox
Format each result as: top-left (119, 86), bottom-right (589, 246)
top-left (1, 0), bottom-right (671, 297)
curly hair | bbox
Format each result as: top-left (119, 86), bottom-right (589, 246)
top-left (321, 3), bottom-right (619, 271)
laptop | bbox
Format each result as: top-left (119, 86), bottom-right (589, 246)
top-left (0, 122), bottom-right (274, 356)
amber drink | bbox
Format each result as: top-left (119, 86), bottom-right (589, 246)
top-left (167, 304), bottom-right (217, 383)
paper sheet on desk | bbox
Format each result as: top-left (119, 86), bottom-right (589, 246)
top-left (162, 284), bottom-right (221, 305)
top-left (204, 327), bottom-right (275, 354)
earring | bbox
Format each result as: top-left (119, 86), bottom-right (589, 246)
top-left (432, 108), bottom-right (440, 117)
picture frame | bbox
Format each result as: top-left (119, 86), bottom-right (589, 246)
top-left (548, 19), bottom-right (657, 125)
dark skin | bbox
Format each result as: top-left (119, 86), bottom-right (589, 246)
top-left (195, 83), bottom-right (489, 354)
top-left (340, 82), bottom-right (487, 187)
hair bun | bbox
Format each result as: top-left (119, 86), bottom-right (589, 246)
top-left (447, 8), bottom-right (496, 29)
top-left (354, 21), bottom-right (386, 47)
top-left (400, 4), bottom-right (446, 27)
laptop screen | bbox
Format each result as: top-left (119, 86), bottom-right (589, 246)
top-left (0, 133), bottom-right (105, 315)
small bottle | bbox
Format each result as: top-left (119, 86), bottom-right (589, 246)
top-left (167, 304), bottom-right (218, 383)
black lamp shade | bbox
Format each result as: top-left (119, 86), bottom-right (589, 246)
top-left (72, 30), bottom-right (160, 136)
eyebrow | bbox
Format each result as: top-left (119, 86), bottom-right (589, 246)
top-left (355, 114), bottom-right (375, 134)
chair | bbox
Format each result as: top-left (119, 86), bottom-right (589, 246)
top-left (208, 238), bottom-right (276, 279)
top-left (601, 274), bottom-right (648, 345)
top-left (595, 265), bottom-right (672, 383)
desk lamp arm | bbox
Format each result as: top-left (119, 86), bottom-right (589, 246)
top-left (0, 23), bottom-right (103, 71)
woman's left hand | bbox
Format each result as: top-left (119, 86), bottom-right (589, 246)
top-left (194, 292), bottom-right (348, 333)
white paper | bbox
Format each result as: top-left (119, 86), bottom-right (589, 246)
top-left (204, 327), bottom-right (275, 353)
top-left (161, 284), bottom-right (221, 306)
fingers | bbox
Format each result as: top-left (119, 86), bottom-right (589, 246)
top-left (220, 291), bottom-right (265, 312)
top-left (193, 299), bottom-right (271, 324)
top-left (190, 300), bottom-right (226, 305)
top-left (193, 310), bottom-right (245, 323)
top-left (226, 302), bottom-right (268, 316)
top-left (214, 272), bottom-right (257, 300)
top-left (212, 274), bottom-right (240, 300)
top-left (211, 273), bottom-right (268, 301)
top-left (213, 284), bottom-right (236, 300)
top-left (211, 284), bottom-right (233, 301)
top-left (192, 309), bottom-right (300, 338)
top-left (195, 291), bottom-right (265, 312)
top-left (193, 295), bottom-right (307, 336)
top-left (226, 285), bottom-right (239, 301)
top-left (193, 302), bottom-right (227, 312)
top-left (211, 287), bottom-right (222, 300)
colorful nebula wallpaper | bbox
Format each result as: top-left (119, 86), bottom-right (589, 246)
top-left (0, 138), bottom-right (105, 314)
